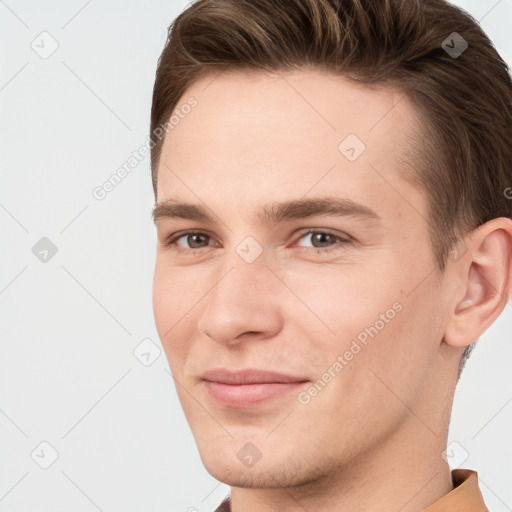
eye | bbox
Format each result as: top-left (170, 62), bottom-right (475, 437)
top-left (161, 230), bottom-right (215, 251)
top-left (294, 229), bottom-right (353, 253)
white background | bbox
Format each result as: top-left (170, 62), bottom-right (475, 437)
top-left (0, 1), bottom-right (511, 510)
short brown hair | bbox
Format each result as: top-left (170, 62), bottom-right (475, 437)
top-left (150, 0), bottom-right (512, 373)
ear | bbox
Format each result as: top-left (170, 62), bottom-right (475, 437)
top-left (443, 217), bottom-right (512, 349)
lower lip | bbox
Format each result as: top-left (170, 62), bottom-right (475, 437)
top-left (203, 381), bottom-right (307, 408)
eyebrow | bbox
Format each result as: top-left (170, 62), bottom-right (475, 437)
top-left (152, 197), bottom-right (382, 227)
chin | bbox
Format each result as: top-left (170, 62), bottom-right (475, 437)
top-left (203, 460), bottom-right (305, 489)
top-left (198, 441), bottom-right (325, 490)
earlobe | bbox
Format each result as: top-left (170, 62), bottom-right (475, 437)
top-left (443, 218), bottom-right (512, 349)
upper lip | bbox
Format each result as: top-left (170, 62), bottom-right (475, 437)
top-left (201, 368), bottom-right (309, 385)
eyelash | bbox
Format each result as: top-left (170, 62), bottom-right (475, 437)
top-left (161, 229), bottom-right (353, 255)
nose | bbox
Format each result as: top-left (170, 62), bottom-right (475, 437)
top-left (197, 250), bottom-right (284, 346)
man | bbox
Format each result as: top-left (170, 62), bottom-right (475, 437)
top-left (150, 0), bottom-right (512, 510)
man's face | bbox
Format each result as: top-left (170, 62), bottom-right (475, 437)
top-left (152, 69), bottom-right (453, 487)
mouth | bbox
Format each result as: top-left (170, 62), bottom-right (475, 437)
top-left (201, 368), bottom-right (309, 409)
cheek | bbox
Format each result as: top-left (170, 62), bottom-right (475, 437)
top-left (153, 259), bottom-right (201, 323)
top-left (152, 262), bottom-right (195, 365)
top-left (339, 277), bottom-right (442, 404)
top-left (282, 262), bottom-right (403, 343)
top-left (152, 263), bottom-right (173, 338)
top-left (284, 259), bottom-right (436, 395)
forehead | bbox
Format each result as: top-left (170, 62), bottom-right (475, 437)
top-left (156, 68), bottom-right (425, 225)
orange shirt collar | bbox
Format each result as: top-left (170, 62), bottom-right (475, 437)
top-left (424, 469), bottom-right (488, 511)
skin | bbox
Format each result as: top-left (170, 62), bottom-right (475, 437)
top-left (152, 69), bottom-right (512, 512)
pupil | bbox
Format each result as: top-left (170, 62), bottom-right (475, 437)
top-left (315, 233), bottom-right (330, 247)
top-left (190, 234), bottom-right (205, 248)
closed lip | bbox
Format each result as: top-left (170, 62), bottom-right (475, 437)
top-left (201, 368), bottom-right (309, 385)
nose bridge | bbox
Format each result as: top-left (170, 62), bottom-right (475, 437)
top-left (212, 232), bottom-right (274, 304)
top-left (197, 241), bottom-right (282, 344)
